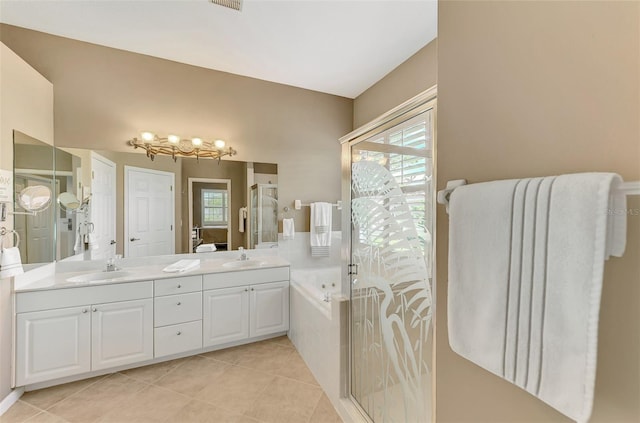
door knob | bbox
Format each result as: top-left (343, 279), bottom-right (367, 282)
top-left (130, 237), bottom-right (140, 242)
top-left (110, 240), bottom-right (116, 245)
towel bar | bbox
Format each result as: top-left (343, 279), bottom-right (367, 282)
top-left (437, 179), bottom-right (640, 213)
top-left (293, 200), bottom-right (342, 210)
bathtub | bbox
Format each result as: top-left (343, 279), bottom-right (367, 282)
top-left (289, 266), bottom-right (347, 418)
top-left (290, 266), bottom-right (341, 316)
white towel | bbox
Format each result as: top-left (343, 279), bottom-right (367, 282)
top-left (0, 246), bottom-right (24, 278)
top-left (448, 173), bottom-right (626, 423)
top-left (310, 202), bottom-right (332, 257)
top-left (239, 207), bottom-right (247, 233)
top-left (195, 243), bottom-right (217, 253)
top-left (73, 227), bottom-right (83, 254)
top-left (282, 218), bottom-right (295, 240)
top-left (163, 259), bottom-right (201, 273)
top-left (87, 233), bottom-right (99, 250)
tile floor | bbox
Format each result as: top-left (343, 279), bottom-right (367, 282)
top-left (1, 336), bottom-right (343, 423)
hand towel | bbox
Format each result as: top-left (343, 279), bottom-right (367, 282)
top-left (448, 173), bottom-right (626, 423)
top-left (195, 243), bottom-right (217, 253)
top-left (310, 202), bottom-right (332, 257)
top-left (88, 233), bottom-right (99, 250)
top-left (0, 246), bottom-right (24, 278)
top-left (282, 218), bottom-right (295, 240)
top-left (239, 207), bottom-right (247, 233)
top-left (163, 259), bottom-right (201, 273)
top-left (73, 227), bottom-right (83, 254)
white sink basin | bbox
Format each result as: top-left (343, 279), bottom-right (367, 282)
top-left (222, 260), bottom-right (267, 269)
top-left (67, 270), bottom-right (134, 283)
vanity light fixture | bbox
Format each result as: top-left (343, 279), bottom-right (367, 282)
top-left (127, 132), bottom-right (236, 162)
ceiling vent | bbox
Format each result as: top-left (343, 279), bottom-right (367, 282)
top-left (210, 0), bottom-right (242, 12)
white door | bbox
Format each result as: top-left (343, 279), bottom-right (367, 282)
top-left (203, 287), bottom-right (249, 347)
top-left (125, 166), bottom-right (175, 258)
top-left (249, 281), bottom-right (289, 337)
top-left (90, 153), bottom-right (116, 260)
top-left (91, 298), bottom-right (153, 371)
top-left (16, 306), bottom-right (91, 386)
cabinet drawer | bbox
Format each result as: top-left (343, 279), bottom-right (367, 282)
top-left (154, 275), bottom-right (202, 297)
top-left (154, 292), bottom-right (202, 327)
top-left (154, 321), bottom-right (202, 358)
top-left (16, 281), bottom-right (153, 313)
top-left (203, 267), bottom-right (289, 290)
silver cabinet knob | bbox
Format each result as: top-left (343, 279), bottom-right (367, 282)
top-left (176, 302), bottom-right (181, 306)
top-left (244, 288), bottom-right (248, 292)
top-left (82, 309), bottom-right (88, 313)
top-left (92, 307), bottom-right (97, 312)
top-left (177, 284), bottom-right (181, 288)
top-left (250, 288), bottom-right (254, 291)
top-left (176, 331), bottom-right (181, 336)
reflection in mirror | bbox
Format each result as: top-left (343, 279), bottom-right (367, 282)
top-left (249, 183), bottom-right (278, 249)
top-left (56, 147), bottom-right (277, 260)
top-left (58, 192), bottom-right (81, 211)
top-left (13, 131), bottom-right (56, 264)
top-left (17, 185), bottom-right (52, 213)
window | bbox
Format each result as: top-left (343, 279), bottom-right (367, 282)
top-left (202, 189), bottom-right (228, 227)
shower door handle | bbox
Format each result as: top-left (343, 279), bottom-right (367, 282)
top-left (348, 264), bottom-right (358, 275)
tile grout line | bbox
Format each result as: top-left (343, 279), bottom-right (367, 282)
top-left (20, 373), bottom-right (111, 412)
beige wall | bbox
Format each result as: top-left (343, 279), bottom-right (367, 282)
top-left (353, 39), bottom-right (437, 128)
top-left (0, 25), bottom-right (352, 235)
top-left (437, 1), bottom-right (639, 422)
top-left (0, 42), bottom-right (54, 401)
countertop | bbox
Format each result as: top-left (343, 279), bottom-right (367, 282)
top-left (15, 255), bottom-right (290, 293)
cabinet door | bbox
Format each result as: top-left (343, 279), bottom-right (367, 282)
top-left (16, 306), bottom-right (91, 386)
top-left (250, 281), bottom-right (289, 337)
top-left (91, 298), bottom-right (153, 371)
top-left (203, 286), bottom-right (249, 347)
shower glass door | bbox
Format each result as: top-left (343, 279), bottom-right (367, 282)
top-left (348, 103), bottom-right (435, 422)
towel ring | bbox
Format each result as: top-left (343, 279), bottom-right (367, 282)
top-left (0, 227), bottom-right (20, 249)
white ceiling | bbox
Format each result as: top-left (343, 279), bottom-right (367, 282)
top-left (0, 0), bottom-right (437, 98)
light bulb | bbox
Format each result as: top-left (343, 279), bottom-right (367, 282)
top-left (141, 131), bottom-right (155, 142)
top-left (191, 137), bottom-right (203, 146)
top-left (214, 139), bottom-right (226, 149)
top-left (167, 134), bottom-right (180, 144)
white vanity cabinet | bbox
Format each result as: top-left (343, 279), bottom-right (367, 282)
top-left (153, 275), bottom-right (203, 358)
top-left (203, 267), bottom-right (289, 348)
top-left (16, 306), bottom-right (91, 386)
top-left (15, 264), bottom-right (290, 388)
top-left (15, 281), bottom-right (153, 386)
top-left (250, 280), bottom-right (289, 337)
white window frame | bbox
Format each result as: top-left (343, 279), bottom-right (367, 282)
top-left (201, 188), bottom-right (228, 227)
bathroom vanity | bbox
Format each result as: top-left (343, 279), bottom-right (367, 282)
top-left (13, 257), bottom-right (289, 388)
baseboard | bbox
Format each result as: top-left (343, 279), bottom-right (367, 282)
top-left (0, 387), bottom-right (24, 416)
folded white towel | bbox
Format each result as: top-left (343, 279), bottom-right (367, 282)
top-left (195, 243), bottom-right (217, 253)
top-left (448, 173), bottom-right (626, 423)
top-left (282, 218), bottom-right (295, 240)
top-left (163, 259), bottom-right (201, 273)
top-left (310, 202), bottom-right (332, 257)
top-left (0, 246), bottom-right (24, 278)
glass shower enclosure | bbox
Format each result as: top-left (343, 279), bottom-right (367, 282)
top-left (341, 88), bottom-right (436, 423)
top-left (249, 183), bottom-right (278, 249)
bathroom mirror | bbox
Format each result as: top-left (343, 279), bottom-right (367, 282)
top-left (14, 131), bottom-right (83, 264)
top-left (13, 131), bottom-right (56, 265)
top-left (56, 146), bottom-right (277, 260)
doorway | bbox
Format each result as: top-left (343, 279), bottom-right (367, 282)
top-left (188, 178), bottom-right (231, 252)
top-left (342, 88), bottom-right (436, 423)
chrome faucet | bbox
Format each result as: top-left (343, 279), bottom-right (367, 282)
top-left (105, 255), bottom-right (121, 272)
top-left (238, 247), bottom-right (248, 261)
